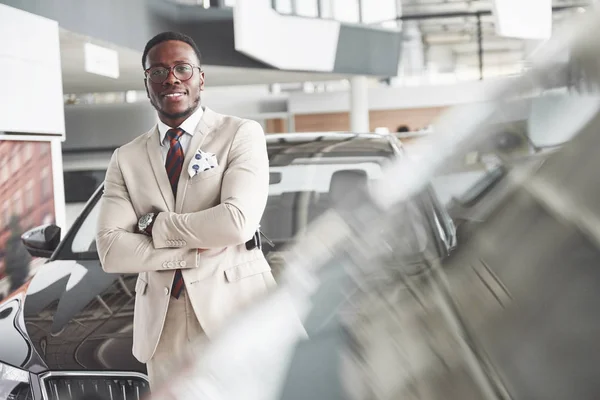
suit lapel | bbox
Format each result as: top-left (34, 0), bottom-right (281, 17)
top-left (175, 107), bottom-right (219, 212)
top-left (146, 127), bottom-right (176, 211)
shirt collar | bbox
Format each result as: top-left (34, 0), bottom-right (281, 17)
top-left (157, 106), bottom-right (204, 146)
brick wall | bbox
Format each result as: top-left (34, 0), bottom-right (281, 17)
top-left (0, 141), bottom-right (55, 278)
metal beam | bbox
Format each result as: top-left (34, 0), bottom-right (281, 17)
top-left (371, 4), bottom-right (590, 22)
top-left (477, 13), bottom-right (483, 81)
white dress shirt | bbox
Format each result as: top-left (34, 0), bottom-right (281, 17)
top-left (157, 106), bottom-right (204, 163)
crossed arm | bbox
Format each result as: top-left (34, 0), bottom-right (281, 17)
top-left (96, 121), bottom-right (269, 274)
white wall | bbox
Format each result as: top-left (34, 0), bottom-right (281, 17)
top-left (0, 4), bottom-right (64, 136)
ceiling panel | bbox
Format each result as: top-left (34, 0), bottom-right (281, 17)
top-left (59, 29), bottom-right (352, 94)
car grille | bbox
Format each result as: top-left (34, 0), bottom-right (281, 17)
top-left (39, 372), bottom-right (150, 400)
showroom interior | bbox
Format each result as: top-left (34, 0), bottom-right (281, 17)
top-left (1, 0), bottom-right (599, 399)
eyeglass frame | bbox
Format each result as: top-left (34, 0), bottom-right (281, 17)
top-left (144, 62), bottom-right (203, 84)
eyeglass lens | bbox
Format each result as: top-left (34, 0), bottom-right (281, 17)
top-left (147, 63), bottom-right (194, 83)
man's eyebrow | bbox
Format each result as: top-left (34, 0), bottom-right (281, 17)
top-left (147, 60), bottom-right (192, 68)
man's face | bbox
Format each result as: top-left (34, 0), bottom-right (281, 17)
top-left (144, 40), bottom-right (205, 126)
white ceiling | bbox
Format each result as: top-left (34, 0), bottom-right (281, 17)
top-left (59, 29), bottom-right (352, 94)
top-left (60, 1), bottom-right (593, 94)
top-left (396, 0), bottom-right (593, 77)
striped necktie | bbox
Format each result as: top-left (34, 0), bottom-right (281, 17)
top-left (166, 128), bottom-right (185, 299)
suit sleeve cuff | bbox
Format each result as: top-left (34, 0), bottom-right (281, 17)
top-left (151, 212), bottom-right (171, 248)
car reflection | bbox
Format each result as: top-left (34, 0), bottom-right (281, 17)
top-left (0, 299), bottom-right (32, 369)
top-left (23, 261), bottom-right (141, 372)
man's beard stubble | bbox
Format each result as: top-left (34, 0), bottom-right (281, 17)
top-left (152, 93), bottom-right (201, 121)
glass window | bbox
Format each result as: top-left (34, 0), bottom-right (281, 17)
top-left (40, 142), bottom-right (49, 154)
top-left (274, 0), bottom-right (293, 14)
top-left (360, 0), bottom-right (396, 24)
top-left (42, 213), bottom-right (54, 225)
top-left (0, 158), bottom-right (7, 184)
top-left (24, 143), bottom-right (33, 161)
top-left (13, 191), bottom-right (22, 216)
top-left (262, 136), bottom-right (396, 246)
top-left (332, 0), bottom-right (360, 23)
top-left (295, 0), bottom-right (318, 17)
top-left (71, 197), bottom-right (101, 254)
top-left (318, 0), bottom-right (333, 18)
top-left (25, 180), bottom-right (34, 210)
top-left (11, 152), bottom-right (20, 174)
top-left (2, 201), bottom-right (9, 228)
top-left (41, 167), bottom-right (51, 199)
top-left (63, 170), bottom-right (106, 204)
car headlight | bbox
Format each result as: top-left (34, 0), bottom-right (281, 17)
top-left (0, 361), bottom-right (32, 400)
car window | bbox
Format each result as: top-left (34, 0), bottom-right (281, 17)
top-left (63, 170), bottom-right (106, 204)
top-left (262, 135), bottom-right (395, 246)
top-left (70, 196), bottom-right (101, 254)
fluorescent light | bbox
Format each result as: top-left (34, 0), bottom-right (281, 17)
top-left (84, 42), bottom-right (120, 79)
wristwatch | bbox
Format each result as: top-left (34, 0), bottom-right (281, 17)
top-left (138, 213), bottom-right (156, 236)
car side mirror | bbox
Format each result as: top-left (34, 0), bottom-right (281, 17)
top-left (21, 224), bottom-right (61, 258)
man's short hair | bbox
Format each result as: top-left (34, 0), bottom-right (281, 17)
top-left (142, 31), bottom-right (202, 69)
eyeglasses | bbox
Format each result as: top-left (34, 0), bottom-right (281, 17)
top-left (144, 63), bottom-right (202, 84)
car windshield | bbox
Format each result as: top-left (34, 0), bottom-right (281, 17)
top-left (263, 135), bottom-right (396, 247)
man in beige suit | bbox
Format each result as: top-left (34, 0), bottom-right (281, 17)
top-left (95, 31), bottom-right (275, 389)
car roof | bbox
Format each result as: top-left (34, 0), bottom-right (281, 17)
top-left (265, 132), bottom-right (400, 166)
top-left (265, 132), bottom-right (391, 142)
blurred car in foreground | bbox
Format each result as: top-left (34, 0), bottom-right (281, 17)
top-left (0, 132), bottom-right (453, 400)
top-left (141, 9), bottom-right (600, 400)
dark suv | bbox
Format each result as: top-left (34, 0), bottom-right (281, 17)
top-left (0, 133), bottom-right (455, 400)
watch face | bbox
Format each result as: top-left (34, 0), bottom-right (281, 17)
top-left (139, 213), bottom-right (152, 230)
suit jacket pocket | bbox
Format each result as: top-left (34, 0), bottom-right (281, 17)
top-left (224, 260), bottom-right (271, 282)
top-left (188, 167), bottom-right (220, 184)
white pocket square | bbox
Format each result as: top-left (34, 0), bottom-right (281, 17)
top-left (188, 149), bottom-right (218, 178)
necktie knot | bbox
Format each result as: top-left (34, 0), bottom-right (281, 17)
top-left (167, 128), bottom-right (184, 144)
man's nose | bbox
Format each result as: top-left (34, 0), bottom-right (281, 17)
top-left (163, 69), bottom-right (180, 85)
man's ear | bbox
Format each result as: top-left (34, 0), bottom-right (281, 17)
top-left (199, 71), bottom-right (205, 91)
top-left (144, 79), bottom-right (150, 98)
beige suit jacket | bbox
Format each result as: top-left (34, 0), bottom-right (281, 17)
top-left (96, 107), bottom-right (275, 363)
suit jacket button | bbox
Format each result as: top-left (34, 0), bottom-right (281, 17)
top-left (180, 261), bottom-right (187, 267)
top-left (167, 262), bottom-right (174, 268)
top-left (164, 287), bottom-right (170, 296)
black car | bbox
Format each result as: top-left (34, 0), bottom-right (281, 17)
top-left (0, 133), bottom-right (454, 400)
